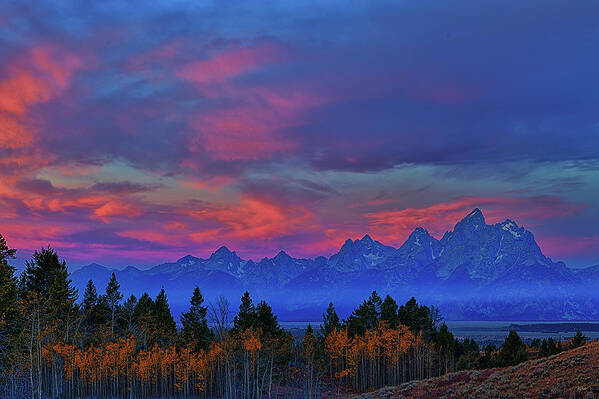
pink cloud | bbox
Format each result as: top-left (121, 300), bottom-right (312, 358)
top-left (92, 201), bottom-right (143, 223)
top-left (0, 44), bottom-right (84, 180)
top-left (176, 44), bottom-right (281, 86)
top-left (185, 85), bottom-right (328, 161)
top-left (188, 105), bottom-right (298, 160)
top-left (186, 195), bottom-right (313, 241)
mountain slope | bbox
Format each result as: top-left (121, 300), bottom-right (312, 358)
top-left (354, 341), bottom-right (599, 398)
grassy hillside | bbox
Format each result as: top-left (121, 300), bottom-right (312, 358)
top-left (354, 341), bottom-right (599, 399)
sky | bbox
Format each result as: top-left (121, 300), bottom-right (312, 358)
top-left (1, 0), bottom-right (598, 270)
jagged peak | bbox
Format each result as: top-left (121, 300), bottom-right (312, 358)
top-left (210, 245), bottom-right (236, 258)
top-left (361, 234), bottom-right (373, 242)
top-left (274, 250), bottom-right (292, 261)
top-left (412, 227), bottom-right (430, 236)
top-left (467, 208), bottom-right (485, 221)
top-left (404, 228), bottom-right (426, 244)
top-left (455, 208), bottom-right (486, 230)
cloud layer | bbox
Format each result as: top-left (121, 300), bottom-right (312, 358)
top-left (1, 1), bottom-right (598, 268)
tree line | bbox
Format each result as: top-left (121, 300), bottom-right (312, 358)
top-left (0, 235), bottom-right (589, 398)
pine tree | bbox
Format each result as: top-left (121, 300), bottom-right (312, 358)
top-left (82, 280), bottom-right (98, 314)
top-left (152, 288), bottom-right (177, 346)
top-left (81, 280), bottom-right (100, 345)
top-left (180, 287), bottom-right (212, 350)
top-left (380, 294), bottom-right (399, 328)
top-left (255, 300), bottom-right (280, 336)
top-left (434, 323), bottom-right (456, 373)
top-left (398, 297), bottom-right (434, 335)
top-left (0, 234), bottom-right (18, 371)
top-left (0, 234), bottom-right (17, 324)
top-left (118, 294), bottom-right (138, 336)
top-left (105, 272), bottom-right (123, 336)
top-left (345, 291), bottom-right (382, 336)
top-left (570, 329), bottom-right (586, 348)
top-left (23, 247), bottom-right (78, 340)
top-left (497, 330), bottom-right (528, 366)
top-left (134, 293), bottom-right (154, 348)
top-left (320, 302), bottom-right (341, 338)
top-left (233, 291), bottom-right (256, 332)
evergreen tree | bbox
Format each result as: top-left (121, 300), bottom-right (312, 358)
top-left (0, 234), bottom-right (17, 325)
top-left (152, 288), bottom-right (177, 346)
top-left (380, 294), bottom-right (399, 328)
top-left (478, 343), bottom-right (497, 369)
top-left (434, 323), bottom-right (455, 352)
top-left (134, 292), bottom-right (155, 348)
top-left (105, 272), bottom-right (123, 336)
top-left (320, 302), bottom-right (341, 338)
top-left (496, 330), bottom-right (528, 366)
top-left (539, 337), bottom-right (562, 357)
top-left (0, 235), bottom-right (18, 370)
top-left (118, 294), bottom-right (138, 336)
top-left (539, 338), bottom-right (549, 357)
top-left (233, 291), bottom-right (256, 332)
top-left (434, 323), bottom-right (456, 373)
top-left (398, 297), bottom-right (434, 335)
top-left (345, 291), bottom-right (382, 336)
top-left (81, 280), bottom-right (102, 345)
top-left (455, 338), bottom-right (480, 371)
top-left (22, 247), bottom-right (78, 340)
top-left (570, 329), bottom-right (586, 348)
top-left (180, 287), bottom-right (212, 350)
top-left (82, 280), bottom-right (98, 314)
top-left (255, 300), bottom-right (281, 336)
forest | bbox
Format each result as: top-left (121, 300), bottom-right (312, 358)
top-left (0, 234), bottom-right (588, 398)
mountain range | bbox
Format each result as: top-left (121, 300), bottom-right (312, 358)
top-left (71, 209), bottom-right (599, 321)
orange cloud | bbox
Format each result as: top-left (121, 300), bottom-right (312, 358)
top-left (18, 190), bottom-right (143, 223)
top-left (0, 45), bottom-right (83, 148)
top-left (186, 195), bottom-right (313, 241)
top-left (0, 45), bottom-right (84, 182)
top-left (92, 201), bottom-right (143, 223)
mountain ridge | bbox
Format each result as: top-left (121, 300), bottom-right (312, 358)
top-left (70, 209), bottom-right (599, 320)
